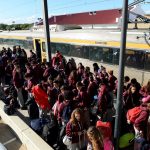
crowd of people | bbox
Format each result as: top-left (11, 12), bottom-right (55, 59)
top-left (0, 45), bottom-right (150, 150)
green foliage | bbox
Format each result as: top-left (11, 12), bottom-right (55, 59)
top-left (0, 23), bottom-right (33, 31)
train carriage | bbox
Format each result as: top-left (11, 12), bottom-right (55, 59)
top-left (0, 29), bottom-right (150, 83)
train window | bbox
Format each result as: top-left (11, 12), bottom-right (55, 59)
top-left (51, 43), bottom-right (56, 53)
top-left (126, 50), bottom-right (145, 69)
top-left (102, 47), bottom-right (113, 64)
top-left (55, 43), bottom-right (70, 56)
top-left (145, 52), bottom-right (150, 71)
top-left (126, 50), bottom-right (136, 67)
top-left (0, 38), bottom-right (33, 50)
top-left (69, 45), bottom-right (84, 58)
top-left (89, 46), bottom-right (103, 61)
top-left (82, 46), bottom-right (89, 59)
top-left (112, 48), bottom-right (119, 65)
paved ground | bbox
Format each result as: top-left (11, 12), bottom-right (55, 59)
top-left (0, 119), bottom-right (26, 150)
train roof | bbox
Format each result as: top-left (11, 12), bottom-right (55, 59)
top-left (0, 29), bottom-right (149, 50)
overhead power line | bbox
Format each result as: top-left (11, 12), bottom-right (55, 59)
top-left (49, 0), bottom-right (114, 13)
top-left (48, 0), bottom-right (82, 9)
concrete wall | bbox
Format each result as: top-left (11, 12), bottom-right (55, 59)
top-left (0, 101), bottom-right (53, 150)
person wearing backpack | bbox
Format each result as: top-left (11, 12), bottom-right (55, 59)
top-left (127, 103), bottom-right (149, 139)
top-left (61, 91), bottom-right (73, 125)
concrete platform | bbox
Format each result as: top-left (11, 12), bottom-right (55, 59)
top-left (0, 101), bottom-right (53, 150)
top-left (0, 120), bottom-right (26, 150)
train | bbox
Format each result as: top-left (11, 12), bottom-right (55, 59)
top-left (0, 29), bottom-right (150, 84)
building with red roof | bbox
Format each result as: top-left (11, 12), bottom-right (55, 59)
top-left (37, 9), bottom-right (122, 31)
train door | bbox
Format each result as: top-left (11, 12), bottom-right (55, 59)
top-left (41, 41), bottom-right (47, 62)
top-left (34, 39), bottom-right (42, 60)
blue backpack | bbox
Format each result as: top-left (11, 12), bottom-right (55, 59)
top-left (62, 105), bottom-right (72, 123)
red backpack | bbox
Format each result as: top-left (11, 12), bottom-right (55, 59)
top-left (126, 107), bottom-right (142, 124)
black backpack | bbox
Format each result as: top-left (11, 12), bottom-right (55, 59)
top-left (140, 140), bottom-right (150, 150)
top-left (26, 96), bottom-right (39, 120)
top-left (4, 104), bottom-right (15, 115)
top-left (42, 114), bottom-right (58, 146)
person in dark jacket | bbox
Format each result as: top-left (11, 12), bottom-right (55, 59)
top-left (87, 76), bottom-right (98, 102)
top-left (12, 65), bottom-right (25, 109)
top-left (123, 85), bottom-right (142, 111)
top-left (5, 60), bottom-right (13, 85)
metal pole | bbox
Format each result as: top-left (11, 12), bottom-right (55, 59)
top-left (42, 0), bottom-right (51, 62)
top-left (114, 0), bottom-right (128, 149)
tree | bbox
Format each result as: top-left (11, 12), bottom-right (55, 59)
top-left (0, 24), bottom-right (7, 30)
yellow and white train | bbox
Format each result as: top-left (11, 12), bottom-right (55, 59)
top-left (0, 29), bottom-right (150, 83)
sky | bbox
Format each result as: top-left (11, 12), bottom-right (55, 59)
top-left (0, 0), bottom-right (149, 24)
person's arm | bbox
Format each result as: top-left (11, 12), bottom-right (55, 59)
top-left (66, 122), bottom-right (72, 137)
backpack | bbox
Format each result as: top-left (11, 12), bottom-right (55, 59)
top-left (42, 116), bottom-right (58, 146)
top-left (62, 105), bottom-right (72, 123)
top-left (4, 104), bottom-right (15, 115)
top-left (126, 107), bottom-right (142, 124)
top-left (134, 137), bottom-right (150, 150)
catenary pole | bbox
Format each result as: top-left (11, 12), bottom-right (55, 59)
top-left (42, 0), bottom-right (51, 62)
top-left (114, 0), bottom-right (128, 149)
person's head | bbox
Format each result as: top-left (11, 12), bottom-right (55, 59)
top-left (101, 67), bottom-right (106, 74)
top-left (89, 76), bottom-right (94, 82)
top-left (108, 70), bottom-right (113, 76)
top-left (85, 66), bottom-right (90, 73)
top-left (146, 79), bottom-right (150, 93)
top-left (76, 81), bottom-right (83, 91)
top-left (99, 83), bottom-right (107, 94)
top-left (24, 73), bottom-right (32, 80)
top-left (53, 80), bottom-right (59, 88)
top-left (30, 50), bottom-right (33, 54)
top-left (7, 59), bottom-right (12, 65)
top-left (124, 76), bottom-right (130, 83)
top-left (70, 70), bottom-right (77, 79)
top-left (45, 62), bottom-right (50, 68)
top-left (87, 126), bottom-right (103, 150)
top-left (25, 63), bottom-right (31, 68)
top-left (82, 78), bottom-right (88, 86)
top-left (78, 62), bottom-right (83, 68)
top-left (55, 50), bottom-right (60, 57)
top-left (58, 94), bottom-right (64, 103)
top-left (15, 65), bottom-right (21, 72)
top-left (70, 108), bottom-right (83, 123)
top-left (67, 61), bottom-right (72, 69)
top-left (131, 78), bottom-right (137, 84)
top-left (130, 85), bottom-right (137, 94)
top-left (47, 76), bottom-right (53, 84)
top-left (96, 121), bottom-right (112, 139)
top-left (147, 103), bottom-right (150, 111)
top-left (31, 60), bottom-right (37, 67)
top-left (64, 91), bottom-right (72, 101)
top-left (60, 85), bottom-right (68, 94)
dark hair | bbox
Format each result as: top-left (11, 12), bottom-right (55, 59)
top-left (76, 81), bottom-right (83, 88)
top-left (124, 76), bottom-right (130, 82)
top-left (48, 75), bottom-right (53, 81)
top-left (131, 78), bottom-right (137, 84)
top-left (64, 91), bottom-right (72, 101)
top-left (60, 85), bottom-right (68, 91)
top-left (89, 76), bottom-right (94, 82)
top-left (45, 62), bottom-right (50, 67)
top-left (24, 73), bottom-right (32, 78)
